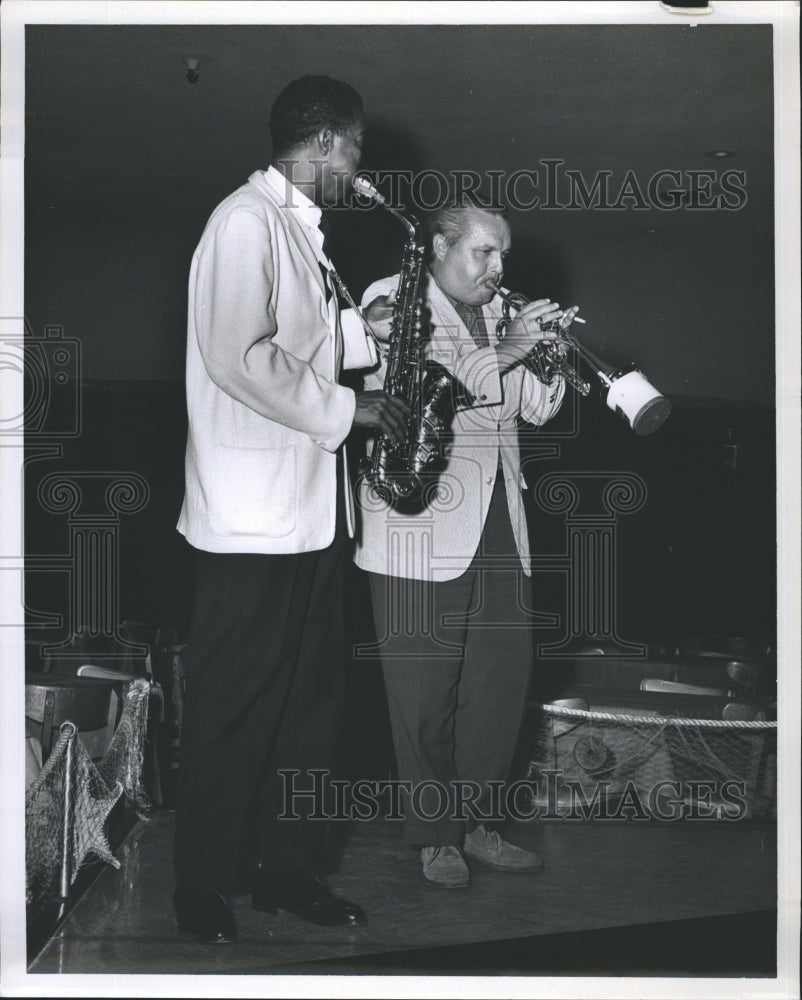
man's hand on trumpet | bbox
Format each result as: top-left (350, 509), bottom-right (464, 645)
top-left (495, 300), bottom-right (581, 374)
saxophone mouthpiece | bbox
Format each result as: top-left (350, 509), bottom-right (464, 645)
top-left (353, 175), bottom-right (385, 205)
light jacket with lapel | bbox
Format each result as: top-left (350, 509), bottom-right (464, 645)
top-left (353, 274), bottom-right (565, 581)
top-left (178, 169), bottom-right (374, 554)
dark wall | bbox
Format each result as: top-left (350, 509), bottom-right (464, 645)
top-left (24, 384), bottom-right (776, 653)
top-left (17, 18), bottom-right (782, 789)
top-left (24, 386), bottom-right (193, 640)
top-left (534, 391), bottom-right (776, 645)
top-left (23, 201), bottom-right (776, 405)
top-left (23, 378), bottom-right (776, 783)
top-left (23, 24), bottom-right (776, 404)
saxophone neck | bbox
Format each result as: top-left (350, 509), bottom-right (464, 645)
top-left (386, 205), bottom-right (421, 242)
top-left (353, 174), bottom-right (420, 241)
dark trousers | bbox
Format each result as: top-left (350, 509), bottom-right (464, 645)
top-left (174, 500), bottom-right (347, 889)
top-left (367, 479), bottom-right (534, 846)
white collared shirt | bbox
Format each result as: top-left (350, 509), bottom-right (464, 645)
top-left (264, 164), bottom-right (327, 258)
top-left (261, 164), bottom-right (348, 389)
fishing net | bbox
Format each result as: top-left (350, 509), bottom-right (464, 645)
top-left (25, 678), bottom-right (151, 917)
top-left (526, 702), bottom-right (777, 822)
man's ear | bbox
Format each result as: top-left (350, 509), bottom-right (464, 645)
top-left (315, 127), bottom-right (334, 155)
top-left (432, 233), bottom-right (448, 261)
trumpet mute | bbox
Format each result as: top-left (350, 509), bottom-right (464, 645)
top-left (604, 366), bottom-right (672, 436)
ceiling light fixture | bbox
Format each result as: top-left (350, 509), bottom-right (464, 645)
top-left (706, 149), bottom-right (736, 158)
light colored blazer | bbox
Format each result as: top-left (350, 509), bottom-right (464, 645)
top-left (177, 170), bottom-right (374, 554)
top-left (353, 274), bottom-right (565, 581)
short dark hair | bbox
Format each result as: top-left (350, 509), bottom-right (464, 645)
top-left (269, 75), bottom-right (364, 156)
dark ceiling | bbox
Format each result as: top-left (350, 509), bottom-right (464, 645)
top-left (24, 20), bottom-right (775, 233)
top-left (15, 13), bottom-right (792, 403)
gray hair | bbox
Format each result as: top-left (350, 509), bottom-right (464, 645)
top-left (428, 203), bottom-right (509, 248)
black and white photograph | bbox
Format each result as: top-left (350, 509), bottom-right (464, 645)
top-left (1, 1), bottom-right (799, 997)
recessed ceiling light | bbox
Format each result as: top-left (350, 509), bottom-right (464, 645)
top-left (706, 150), bottom-right (736, 158)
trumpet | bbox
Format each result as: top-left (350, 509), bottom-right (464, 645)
top-left (486, 281), bottom-right (671, 436)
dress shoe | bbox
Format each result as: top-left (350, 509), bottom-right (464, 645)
top-left (173, 886), bottom-right (236, 943)
top-left (252, 869), bottom-right (367, 927)
top-left (421, 845), bottom-right (470, 888)
top-left (463, 824), bottom-right (544, 872)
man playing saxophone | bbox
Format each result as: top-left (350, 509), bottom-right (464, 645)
top-left (172, 75), bottom-right (408, 944)
top-left (354, 201), bottom-right (579, 888)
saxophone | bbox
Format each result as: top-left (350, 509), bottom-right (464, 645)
top-left (354, 177), bottom-right (466, 508)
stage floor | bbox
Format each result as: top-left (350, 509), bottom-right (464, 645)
top-left (26, 808), bottom-right (777, 978)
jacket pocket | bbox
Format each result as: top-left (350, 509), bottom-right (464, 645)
top-left (209, 443), bottom-right (296, 538)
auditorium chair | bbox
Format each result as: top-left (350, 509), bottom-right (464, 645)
top-left (25, 673), bottom-right (119, 771)
top-left (543, 635), bottom-right (776, 722)
top-left (29, 622), bottom-right (186, 805)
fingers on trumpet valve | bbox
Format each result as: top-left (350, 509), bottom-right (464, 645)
top-left (488, 280), bottom-right (584, 334)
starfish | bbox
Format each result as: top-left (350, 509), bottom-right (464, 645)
top-left (69, 739), bottom-right (123, 878)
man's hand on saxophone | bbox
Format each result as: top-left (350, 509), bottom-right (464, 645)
top-left (352, 390), bottom-right (409, 447)
top-left (362, 286), bottom-right (398, 345)
top-left (352, 285), bottom-right (409, 447)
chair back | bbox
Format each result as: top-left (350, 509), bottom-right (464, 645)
top-left (25, 673), bottom-right (118, 763)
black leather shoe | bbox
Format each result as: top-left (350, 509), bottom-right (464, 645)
top-left (252, 869), bottom-right (367, 927)
top-left (173, 886), bottom-right (237, 943)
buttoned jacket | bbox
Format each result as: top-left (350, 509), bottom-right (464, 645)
top-left (353, 274), bottom-right (565, 581)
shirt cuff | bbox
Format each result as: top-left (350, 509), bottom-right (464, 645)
top-left (341, 308), bottom-right (378, 370)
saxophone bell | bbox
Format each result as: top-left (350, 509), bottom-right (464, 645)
top-left (356, 178), bottom-right (466, 509)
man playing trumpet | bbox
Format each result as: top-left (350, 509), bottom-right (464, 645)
top-left (355, 201), bottom-right (579, 888)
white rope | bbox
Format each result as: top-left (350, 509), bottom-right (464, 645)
top-left (538, 703), bottom-right (776, 729)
